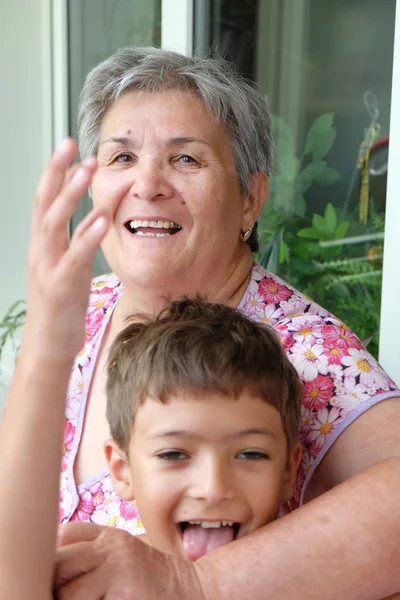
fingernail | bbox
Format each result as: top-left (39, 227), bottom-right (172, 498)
top-left (92, 216), bottom-right (108, 233)
top-left (72, 168), bottom-right (87, 184)
top-left (82, 156), bottom-right (97, 168)
top-left (56, 138), bottom-right (71, 153)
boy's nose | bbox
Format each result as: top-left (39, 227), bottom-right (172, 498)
top-left (190, 456), bottom-right (235, 505)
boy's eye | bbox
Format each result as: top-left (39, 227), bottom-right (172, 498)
top-left (237, 450), bottom-right (270, 461)
top-left (157, 450), bottom-right (188, 461)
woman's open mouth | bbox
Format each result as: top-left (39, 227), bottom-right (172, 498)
top-left (125, 219), bottom-right (182, 237)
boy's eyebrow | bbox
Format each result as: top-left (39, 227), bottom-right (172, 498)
top-left (146, 428), bottom-right (277, 441)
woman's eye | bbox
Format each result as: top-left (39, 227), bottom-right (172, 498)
top-left (157, 450), bottom-right (188, 461)
top-left (237, 450), bottom-right (269, 461)
top-left (114, 153), bottom-right (133, 163)
top-left (176, 154), bottom-right (198, 165)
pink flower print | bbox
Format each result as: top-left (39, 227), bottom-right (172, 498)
top-left (75, 346), bottom-right (90, 369)
top-left (288, 316), bottom-right (323, 344)
top-left (342, 348), bottom-right (389, 390)
top-left (59, 486), bottom-right (74, 523)
top-left (67, 368), bottom-right (85, 402)
top-left (256, 303), bottom-right (284, 326)
top-left (325, 340), bottom-right (348, 365)
top-left (71, 490), bottom-right (94, 522)
top-left (120, 499), bottom-right (140, 521)
top-left (290, 341), bottom-right (329, 382)
top-left (87, 288), bottom-right (115, 314)
top-left (65, 394), bottom-right (80, 426)
top-left (279, 296), bottom-right (309, 318)
top-left (61, 421), bottom-right (75, 472)
top-left (306, 407), bottom-right (342, 454)
top-left (91, 499), bottom-right (125, 529)
top-left (300, 406), bottom-right (314, 437)
top-left (321, 322), bottom-right (360, 350)
top-left (85, 310), bottom-right (105, 343)
top-left (331, 376), bottom-right (368, 411)
top-left (88, 482), bottom-right (106, 509)
top-left (258, 278), bottom-right (292, 304)
top-left (243, 292), bottom-right (267, 318)
top-left (303, 375), bottom-right (334, 410)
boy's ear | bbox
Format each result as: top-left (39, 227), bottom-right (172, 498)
top-left (281, 441), bottom-right (302, 503)
top-left (104, 438), bottom-right (135, 501)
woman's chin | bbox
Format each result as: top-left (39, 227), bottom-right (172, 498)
top-left (114, 255), bottom-right (188, 292)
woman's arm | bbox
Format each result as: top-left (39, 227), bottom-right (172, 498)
top-left (55, 397), bottom-right (400, 599)
top-left (0, 138), bottom-right (108, 599)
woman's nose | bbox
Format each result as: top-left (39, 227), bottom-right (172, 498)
top-left (128, 159), bottom-right (174, 202)
top-left (191, 457), bottom-right (235, 505)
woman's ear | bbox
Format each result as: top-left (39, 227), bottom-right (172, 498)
top-left (104, 438), bottom-right (135, 501)
top-left (242, 172), bottom-right (269, 231)
top-left (281, 441), bottom-right (303, 503)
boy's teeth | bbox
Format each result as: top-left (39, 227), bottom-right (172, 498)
top-left (188, 521), bottom-right (234, 528)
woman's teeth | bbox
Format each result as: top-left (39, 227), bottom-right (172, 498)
top-left (129, 219), bottom-right (181, 230)
top-left (135, 231), bottom-right (171, 237)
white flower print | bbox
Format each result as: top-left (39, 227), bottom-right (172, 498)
top-left (290, 341), bottom-right (329, 381)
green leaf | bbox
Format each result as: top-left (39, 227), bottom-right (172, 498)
top-left (334, 220), bottom-right (350, 240)
top-left (304, 113), bottom-right (336, 160)
top-left (297, 227), bottom-right (323, 239)
top-left (279, 239), bottom-right (290, 264)
top-left (298, 161), bottom-right (326, 193)
top-left (312, 213), bottom-right (327, 233)
top-left (315, 167), bottom-right (341, 187)
top-left (294, 241), bottom-right (320, 258)
top-left (293, 194), bottom-right (306, 218)
top-left (325, 203), bottom-right (337, 234)
top-left (271, 115), bottom-right (295, 176)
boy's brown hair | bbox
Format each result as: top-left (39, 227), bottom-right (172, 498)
top-left (106, 298), bottom-right (303, 455)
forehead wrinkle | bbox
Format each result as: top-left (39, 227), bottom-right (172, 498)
top-left (99, 135), bottom-right (137, 148)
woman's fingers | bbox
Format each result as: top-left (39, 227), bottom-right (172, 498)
top-left (57, 523), bottom-right (103, 548)
top-left (32, 138), bottom-right (77, 233)
top-left (40, 158), bottom-right (98, 265)
top-left (59, 210), bottom-right (109, 281)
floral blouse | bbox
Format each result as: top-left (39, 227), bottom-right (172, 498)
top-left (59, 262), bottom-right (399, 534)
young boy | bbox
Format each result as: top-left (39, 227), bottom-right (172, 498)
top-left (103, 298), bottom-right (303, 561)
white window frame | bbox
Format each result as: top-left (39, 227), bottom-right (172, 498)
top-left (379, 1), bottom-right (400, 386)
top-left (161, 0), bottom-right (193, 56)
top-left (48, 0), bottom-right (400, 385)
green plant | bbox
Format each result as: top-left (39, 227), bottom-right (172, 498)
top-left (257, 113), bottom-right (384, 358)
top-left (0, 300), bottom-right (26, 366)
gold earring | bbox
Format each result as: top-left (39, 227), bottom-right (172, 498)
top-left (240, 227), bottom-right (252, 243)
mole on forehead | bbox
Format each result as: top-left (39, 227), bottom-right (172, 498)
top-left (126, 129), bottom-right (132, 134)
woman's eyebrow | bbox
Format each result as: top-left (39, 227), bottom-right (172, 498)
top-left (164, 136), bottom-right (210, 147)
top-left (99, 136), bottom-right (210, 148)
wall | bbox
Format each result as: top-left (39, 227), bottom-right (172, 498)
top-left (0, 0), bottom-right (51, 411)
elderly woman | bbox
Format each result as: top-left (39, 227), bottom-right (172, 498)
top-left (1, 46), bottom-right (399, 599)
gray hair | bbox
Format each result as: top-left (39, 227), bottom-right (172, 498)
top-left (78, 46), bottom-right (273, 252)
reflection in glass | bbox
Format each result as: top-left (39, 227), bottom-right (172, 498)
top-left (194, 0), bottom-right (395, 357)
top-left (68, 0), bottom-right (162, 275)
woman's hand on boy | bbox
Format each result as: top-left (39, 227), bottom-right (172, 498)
top-left (54, 523), bottom-right (206, 600)
top-left (24, 138), bottom-right (109, 363)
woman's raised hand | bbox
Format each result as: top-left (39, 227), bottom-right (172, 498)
top-left (23, 137), bottom-right (109, 363)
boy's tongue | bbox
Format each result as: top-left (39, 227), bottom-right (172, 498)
top-left (182, 524), bottom-right (235, 561)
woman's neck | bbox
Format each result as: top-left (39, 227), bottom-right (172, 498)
top-left (111, 251), bottom-right (253, 329)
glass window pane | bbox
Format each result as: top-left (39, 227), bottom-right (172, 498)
top-left (68, 0), bottom-right (162, 275)
top-left (195, 0), bottom-right (396, 358)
